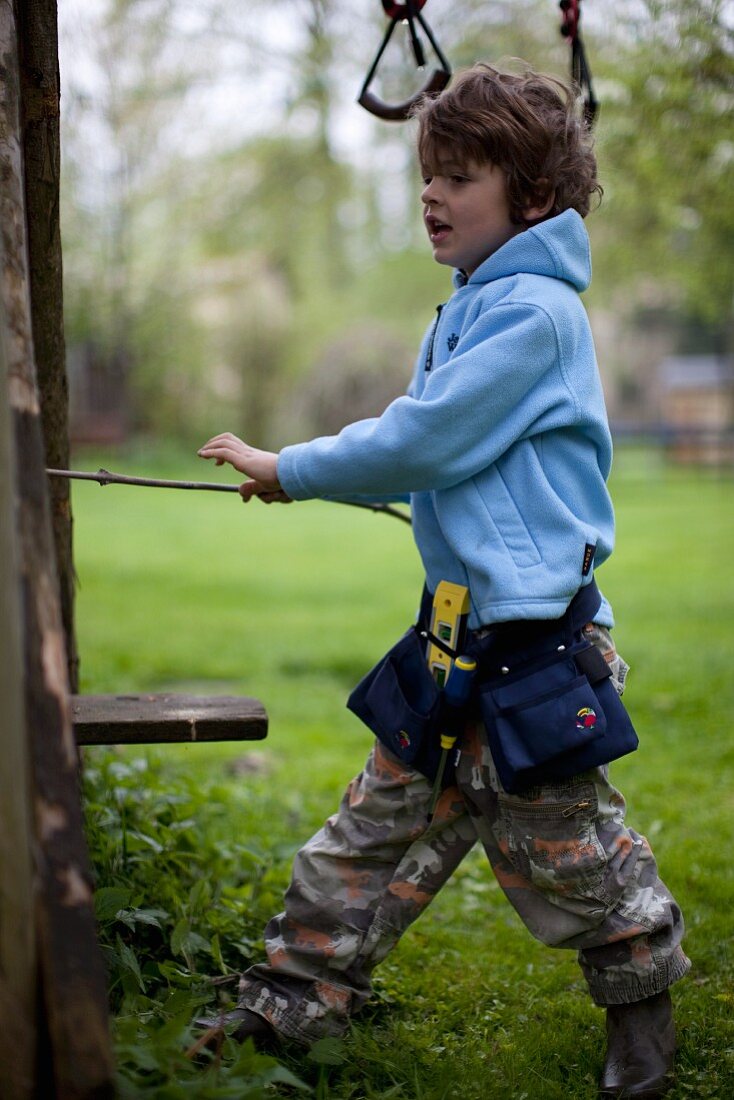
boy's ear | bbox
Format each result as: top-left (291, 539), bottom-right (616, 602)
top-left (523, 179), bottom-right (555, 224)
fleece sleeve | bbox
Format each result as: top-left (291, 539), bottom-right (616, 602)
top-left (277, 302), bottom-right (575, 501)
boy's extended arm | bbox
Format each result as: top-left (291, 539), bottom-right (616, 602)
top-left (197, 433), bottom-right (409, 506)
top-left (276, 301), bottom-right (591, 500)
top-left (199, 300), bottom-right (604, 504)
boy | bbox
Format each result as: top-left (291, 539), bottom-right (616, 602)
top-left (197, 65), bottom-right (689, 1097)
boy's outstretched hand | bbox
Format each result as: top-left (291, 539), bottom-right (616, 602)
top-left (198, 432), bottom-right (293, 504)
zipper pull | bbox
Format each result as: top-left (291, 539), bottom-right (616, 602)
top-left (562, 799), bottom-right (592, 818)
top-left (424, 303), bottom-right (444, 372)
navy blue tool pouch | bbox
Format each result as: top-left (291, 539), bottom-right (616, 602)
top-left (347, 578), bottom-right (639, 793)
top-left (347, 626), bottom-right (455, 786)
top-left (475, 629), bottom-right (638, 793)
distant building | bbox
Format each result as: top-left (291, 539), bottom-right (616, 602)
top-left (657, 355), bottom-right (734, 466)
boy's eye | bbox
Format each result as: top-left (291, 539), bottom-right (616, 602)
top-left (450, 174), bottom-right (469, 184)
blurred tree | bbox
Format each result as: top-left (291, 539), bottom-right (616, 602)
top-left (591, 0), bottom-right (733, 330)
top-left (60, 0), bottom-right (359, 443)
top-left (61, 0), bottom-right (216, 439)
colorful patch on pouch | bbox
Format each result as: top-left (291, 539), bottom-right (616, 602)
top-left (398, 730), bottom-right (411, 748)
top-left (576, 706), bottom-right (598, 731)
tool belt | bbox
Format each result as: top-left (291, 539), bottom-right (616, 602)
top-left (347, 578), bottom-right (638, 793)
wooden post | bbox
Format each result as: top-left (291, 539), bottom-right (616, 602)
top-left (0, 3), bottom-right (116, 1095)
top-left (16, 0), bottom-right (78, 692)
top-left (0, 274), bottom-right (37, 1100)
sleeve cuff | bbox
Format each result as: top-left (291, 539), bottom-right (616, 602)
top-left (277, 445), bottom-right (314, 501)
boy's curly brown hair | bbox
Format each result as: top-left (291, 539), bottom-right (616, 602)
top-left (413, 63), bottom-right (602, 225)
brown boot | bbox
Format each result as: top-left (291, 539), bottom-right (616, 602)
top-left (191, 1008), bottom-right (279, 1053)
top-left (599, 990), bottom-right (676, 1098)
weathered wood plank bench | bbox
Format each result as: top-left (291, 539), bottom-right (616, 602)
top-left (72, 693), bottom-right (268, 746)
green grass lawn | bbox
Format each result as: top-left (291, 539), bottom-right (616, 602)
top-left (74, 445), bottom-right (734, 1098)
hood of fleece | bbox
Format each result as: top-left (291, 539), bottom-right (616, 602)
top-left (453, 209), bottom-right (591, 293)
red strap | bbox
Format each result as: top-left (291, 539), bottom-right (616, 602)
top-left (559, 0), bottom-right (580, 42)
top-left (382, 0), bottom-right (428, 18)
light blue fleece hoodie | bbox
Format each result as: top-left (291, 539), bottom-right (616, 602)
top-left (278, 209), bottom-right (615, 629)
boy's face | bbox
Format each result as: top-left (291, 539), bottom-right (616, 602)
top-left (421, 158), bottom-right (521, 277)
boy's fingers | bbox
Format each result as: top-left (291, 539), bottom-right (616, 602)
top-left (199, 432), bottom-right (246, 450)
top-left (239, 482), bottom-right (292, 505)
top-left (198, 445), bottom-right (241, 459)
top-left (238, 480), bottom-right (261, 501)
top-left (198, 434), bottom-right (251, 460)
top-left (199, 445), bottom-right (249, 468)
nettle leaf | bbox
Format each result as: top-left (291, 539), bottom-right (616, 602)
top-left (157, 959), bottom-right (192, 982)
top-left (188, 877), bottom-right (211, 912)
top-left (115, 935), bottom-right (146, 992)
top-left (115, 1041), bottom-right (161, 1073)
top-left (114, 910), bottom-right (138, 932)
top-left (95, 886), bottom-right (133, 921)
top-left (262, 1063), bottom-right (312, 1090)
top-left (129, 906), bottom-right (168, 928)
top-left (163, 989), bottom-right (204, 1017)
top-left (155, 1008), bottom-right (199, 1047)
top-left (171, 918), bottom-right (210, 960)
top-left (170, 918), bottom-right (191, 957)
top-left (306, 1036), bottom-right (347, 1066)
top-left (150, 1084), bottom-right (192, 1099)
top-left (127, 830), bottom-right (165, 854)
top-left (221, 1042), bottom-right (311, 1091)
top-left (210, 932), bottom-right (227, 974)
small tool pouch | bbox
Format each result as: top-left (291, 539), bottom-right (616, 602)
top-left (347, 626), bottom-right (455, 786)
top-left (477, 637), bottom-right (638, 793)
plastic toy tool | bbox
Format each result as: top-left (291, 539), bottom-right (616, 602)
top-left (424, 581), bottom-right (475, 821)
top-left (425, 580), bottom-right (470, 687)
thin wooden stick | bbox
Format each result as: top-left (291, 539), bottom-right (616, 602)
top-left (47, 466), bottom-right (238, 492)
top-left (46, 467), bottom-right (412, 524)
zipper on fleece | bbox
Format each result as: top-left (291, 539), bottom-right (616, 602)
top-left (424, 303), bottom-right (444, 372)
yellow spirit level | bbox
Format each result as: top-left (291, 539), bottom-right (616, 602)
top-left (426, 581), bottom-right (470, 686)
top-left (427, 654), bottom-right (477, 820)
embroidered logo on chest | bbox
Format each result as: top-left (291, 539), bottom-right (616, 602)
top-left (447, 333), bottom-right (459, 353)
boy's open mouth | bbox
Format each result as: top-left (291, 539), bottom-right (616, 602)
top-left (425, 213), bottom-right (452, 242)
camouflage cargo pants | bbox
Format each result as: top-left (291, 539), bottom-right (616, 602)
top-left (236, 626), bottom-right (690, 1045)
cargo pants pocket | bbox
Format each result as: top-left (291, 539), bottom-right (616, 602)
top-left (495, 781), bottom-right (609, 904)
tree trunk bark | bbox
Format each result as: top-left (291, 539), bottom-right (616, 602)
top-left (0, 276), bottom-right (37, 1100)
top-left (0, 4), bottom-right (116, 1096)
top-left (16, 0), bottom-right (78, 692)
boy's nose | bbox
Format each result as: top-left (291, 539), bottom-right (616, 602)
top-left (421, 178), bottom-right (443, 206)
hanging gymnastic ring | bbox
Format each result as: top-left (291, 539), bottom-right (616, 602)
top-left (358, 69), bottom-right (450, 121)
top-left (358, 3), bottom-right (451, 121)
